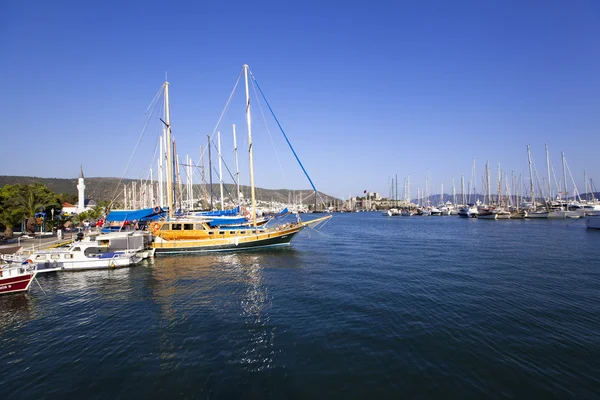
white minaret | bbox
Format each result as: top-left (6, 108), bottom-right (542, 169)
top-left (77, 165), bottom-right (86, 212)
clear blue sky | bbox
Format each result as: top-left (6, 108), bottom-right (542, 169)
top-left (2, 1), bottom-right (599, 200)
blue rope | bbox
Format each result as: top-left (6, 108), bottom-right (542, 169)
top-left (250, 72), bottom-right (326, 208)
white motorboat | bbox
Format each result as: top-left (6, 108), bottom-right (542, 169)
top-left (458, 206), bottom-right (478, 218)
top-left (585, 213), bottom-right (600, 230)
top-left (3, 239), bottom-right (142, 272)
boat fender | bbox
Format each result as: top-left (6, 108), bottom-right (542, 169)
top-left (150, 222), bottom-right (161, 233)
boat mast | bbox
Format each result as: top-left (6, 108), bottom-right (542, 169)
top-left (164, 81), bottom-right (174, 219)
top-left (497, 162), bottom-right (501, 206)
top-left (395, 173), bottom-right (398, 208)
top-left (175, 145), bottom-right (182, 211)
top-left (452, 176), bottom-right (456, 206)
top-left (207, 135), bottom-right (213, 209)
top-left (562, 150), bottom-right (567, 208)
top-left (217, 131), bottom-right (225, 211)
top-left (200, 145), bottom-right (207, 208)
top-left (158, 131), bottom-right (164, 208)
top-left (461, 174), bottom-right (465, 205)
top-left (545, 143), bottom-right (552, 201)
top-left (233, 124), bottom-right (241, 209)
top-left (527, 145), bottom-right (535, 207)
top-left (244, 64), bottom-right (257, 226)
top-left (407, 175), bottom-right (411, 205)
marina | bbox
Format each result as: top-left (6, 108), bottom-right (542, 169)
top-left (1, 213), bottom-right (599, 398)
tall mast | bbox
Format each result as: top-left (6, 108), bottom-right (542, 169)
top-left (545, 143), bottom-right (552, 200)
top-left (461, 174), bottom-right (465, 205)
top-left (584, 171), bottom-right (588, 201)
top-left (562, 150), bottom-right (567, 208)
top-left (471, 158), bottom-right (476, 204)
top-left (217, 131), bottom-right (225, 211)
top-left (497, 161), bottom-right (501, 206)
top-left (527, 145), bottom-right (535, 206)
top-left (175, 145), bottom-right (182, 211)
top-left (452, 176), bottom-right (456, 206)
top-left (244, 64), bottom-right (257, 226)
top-left (150, 168), bottom-right (154, 207)
top-left (158, 131), bottom-right (164, 208)
top-left (395, 173), bottom-right (398, 207)
top-left (486, 161), bottom-right (491, 205)
top-left (164, 81), bottom-right (174, 219)
top-left (207, 135), bottom-right (213, 209)
top-left (233, 124), bottom-right (241, 209)
top-left (200, 146), bottom-right (207, 208)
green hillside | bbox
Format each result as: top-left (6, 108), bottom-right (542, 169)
top-left (0, 176), bottom-right (339, 206)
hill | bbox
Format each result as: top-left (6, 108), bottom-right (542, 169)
top-left (0, 175), bottom-right (340, 207)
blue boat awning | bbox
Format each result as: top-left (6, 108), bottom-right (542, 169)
top-left (104, 207), bottom-right (164, 222)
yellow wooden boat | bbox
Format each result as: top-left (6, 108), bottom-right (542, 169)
top-left (150, 215), bottom-right (331, 254)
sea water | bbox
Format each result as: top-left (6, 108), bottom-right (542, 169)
top-left (1, 213), bottom-right (599, 398)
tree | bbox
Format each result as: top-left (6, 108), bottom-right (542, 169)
top-left (20, 185), bottom-right (60, 233)
top-left (0, 208), bottom-right (24, 239)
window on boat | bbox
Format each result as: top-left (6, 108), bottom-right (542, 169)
top-left (194, 224), bottom-right (204, 230)
top-left (51, 254), bottom-right (60, 260)
top-left (208, 232), bottom-right (214, 235)
top-left (219, 231), bottom-right (225, 235)
top-left (160, 224), bottom-right (170, 231)
top-left (35, 255), bottom-right (46, 260)
top-left (240, 231), bottom-right (246, 235)
top-left (172, 224), bottom-right (182, 230)
top-left (229, 231), bottom-right (235, 235)
top-left (184, 224), bottom-right (194, 231)
top-left (72, 247), bottom-right (81, 252)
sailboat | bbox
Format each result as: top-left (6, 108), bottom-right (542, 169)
top-left (151, 65), bottom-right (331, 254)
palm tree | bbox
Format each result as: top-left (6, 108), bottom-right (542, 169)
top-left (17, 188), bottom-right (59, 234)
top-left (0, 208), bottom-right (24, 239)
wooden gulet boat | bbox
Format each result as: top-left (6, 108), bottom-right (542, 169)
top-left (151, 65), bottom-right (331, 254)
top-left (151, 216), bottom-right (330, 254)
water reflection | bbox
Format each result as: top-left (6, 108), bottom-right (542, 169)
top-left (0, 294), bottom-right (35, 333)
top-left (238, 258), bottom-right (275, 372)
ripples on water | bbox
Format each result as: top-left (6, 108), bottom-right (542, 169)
top-left (1, 214), bottom-right (599, 399)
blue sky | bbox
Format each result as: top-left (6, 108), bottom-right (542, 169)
top-left (1, 1), bottom-right (599, 200)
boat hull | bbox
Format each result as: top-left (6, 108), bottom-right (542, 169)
top-left (153, 229), bottom-right (300, 254)
top-left (0, 272), bottom-right (35, 295)
top-left (586, 215), bottom-right (600, 230)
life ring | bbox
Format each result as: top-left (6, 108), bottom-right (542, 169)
top-left (150, 222), bottom-right (161, 232)
top-left (153, 206), bottom-right (161, 213)
top-left (25, 259), bottom-right (33, 264)
top-left (244, 212), bottom-right (251, 220)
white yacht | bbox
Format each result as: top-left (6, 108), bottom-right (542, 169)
top-left (585, 213), bottom-right (600, 230)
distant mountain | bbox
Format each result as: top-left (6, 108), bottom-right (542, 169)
top-left (0, 175), bottom-right (339, 206)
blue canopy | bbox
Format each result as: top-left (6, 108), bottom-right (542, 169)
top-left (104, 207), bottom-right (164, 222)
top-left (194, 206), bottom-right (240, 217)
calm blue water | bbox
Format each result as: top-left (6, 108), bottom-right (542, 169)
top-left (1, 213), bottom-right (599, 399)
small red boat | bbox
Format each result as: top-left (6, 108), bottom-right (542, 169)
top-left (0, 261), bottom-right (37, 295)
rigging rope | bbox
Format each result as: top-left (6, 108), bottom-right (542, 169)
top-left (249, 69), bottom-right (326, 209)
